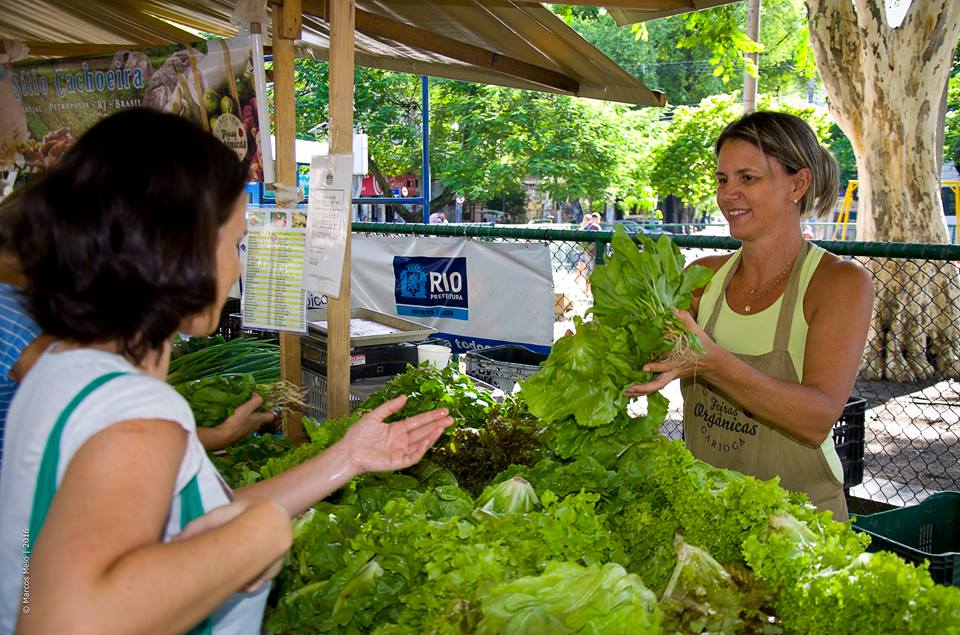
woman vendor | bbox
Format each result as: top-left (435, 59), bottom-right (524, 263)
top-left (627, 111), bottom-right (874, 520)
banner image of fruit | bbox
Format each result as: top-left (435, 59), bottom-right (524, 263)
top-left (0, 36), bottom-right (265, 182)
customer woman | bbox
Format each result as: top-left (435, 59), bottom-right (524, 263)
top-left (626, 111), bottom-right (874, 519)
top-left (0, 109), bottom-right (452, 634)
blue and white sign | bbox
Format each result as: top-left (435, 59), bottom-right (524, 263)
top-left (394, 256), bottom-right (469, 320)
top-left (352, 235), bottom-right (553, 354)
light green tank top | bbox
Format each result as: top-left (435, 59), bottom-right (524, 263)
top-left (695, 244), bottom-right (844, 483)
top-left (697, 244), bottom-right (825, 379)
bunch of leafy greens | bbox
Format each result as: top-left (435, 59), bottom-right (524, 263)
top-left (743, 513), bottom-right (960, 635)
top-left (174, 373), bottom-right (305, 429)
top-left (359, 362), bottom-right (495, 429)
top-left (659, 534), bottom-right (778, 634)
top-left (523, 226), bottom-right (711, 428)
top-left (174, 374), bottom-right (274, 428)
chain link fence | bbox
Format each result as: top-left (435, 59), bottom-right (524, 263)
top-left (354, 223), bottom-right (960, 510)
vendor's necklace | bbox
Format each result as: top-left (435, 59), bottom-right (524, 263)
top-left (738, 257), bottom-right (794, 313)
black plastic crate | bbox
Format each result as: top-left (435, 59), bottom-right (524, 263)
top-left (853, 492), bottom-right (960, 586)
top-left (301, 338), bottom-right (419, 381)
top-left (834, 396), bottom-right (866, 491)
top-left (463, 345), bottom-right (548, 392)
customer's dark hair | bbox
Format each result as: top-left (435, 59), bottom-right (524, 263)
top-left (13, 108), bottom-right (248, 362)
top-left (715, 111), bottom-right (839, 218)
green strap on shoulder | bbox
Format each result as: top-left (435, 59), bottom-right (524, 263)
top-left (28, 371), bottom-right (213, 635)
top-left (181, 475), bottom-right (213, 635)
top-left (27, 371), bottom-right (129, 551)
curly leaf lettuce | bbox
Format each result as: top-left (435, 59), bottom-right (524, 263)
top-left (475, 561), bottom-right (662, 635)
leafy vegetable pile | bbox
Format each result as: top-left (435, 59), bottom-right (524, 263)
top-left (206, 227), bottom-right (960, 633)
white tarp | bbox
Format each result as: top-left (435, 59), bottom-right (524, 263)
top-left (350, 235), bottom-right (554, 354)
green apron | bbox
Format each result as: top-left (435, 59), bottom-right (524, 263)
top-left (681, 244), bottom-right (848, 519)
top-left (27, 371), bottom-right (212, 635)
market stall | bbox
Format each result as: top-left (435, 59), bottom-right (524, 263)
top-left (6, 2), bottom-right (957, 633)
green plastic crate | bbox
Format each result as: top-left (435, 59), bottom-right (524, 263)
top-left (852, 491), bottom-right (960, 586)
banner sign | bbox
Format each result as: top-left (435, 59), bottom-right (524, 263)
top-left (0, 36), bottom-right (266, 181)
top-left (351, 235), bottom-right (554, 354)
top-left (393, 256), bottom-right (470, 320)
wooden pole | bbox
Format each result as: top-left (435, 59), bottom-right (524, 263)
top-left (327, 0), bottom-right (355, 418)
top-left (742, 0), bottom-right (760, 114)
top-left (272, 0), bottom-right (305, 442)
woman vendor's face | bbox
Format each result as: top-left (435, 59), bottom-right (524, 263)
top-left (181, 195), bottom-right (247, 336)
top-left (715, 138), bottom-right (799, 241)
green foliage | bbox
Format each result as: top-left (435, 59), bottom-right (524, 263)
top-left (677, 0), bottom-right (817, 94)
top-left (650, 93), bottom-right (832, 208)
top-left (562, 10), bottom-right (726, 106)
top-left (945, 49), bottom-right (960, 172)
top-left (522, 227), bottom-right (711, 428)
top-left (292, 61), bottom-right (422, 176)
top-left (827, 122), bottom-right (858, 192)
top-left (650, 93), bottom-right (739, 207)
top-left (430, 82), bottom-right (624, 205)
top-left (359, 362), bottom-right (495, 429)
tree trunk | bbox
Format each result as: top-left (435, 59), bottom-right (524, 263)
top-left (369, 158), bottom-right (412, 222)
top-left (807, 0), bottom-right (960, 381)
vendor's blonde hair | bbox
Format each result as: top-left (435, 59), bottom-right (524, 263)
top-left (715, 111), bottom-right (839, 219)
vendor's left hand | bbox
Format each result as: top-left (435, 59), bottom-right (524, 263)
top-left (336, 395), bottom-right (453, 476)
top-left (624, 310), bottom-right (717, 396)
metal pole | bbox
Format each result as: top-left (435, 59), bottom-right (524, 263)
top-left (421, 74), bottom-right (431, 223)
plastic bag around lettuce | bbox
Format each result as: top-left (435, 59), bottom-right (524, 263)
top-left (475, 561), bottom-right (662, 634)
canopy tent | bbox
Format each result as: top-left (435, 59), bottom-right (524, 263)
top-left (1, 0), bottom-right (667, 107)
